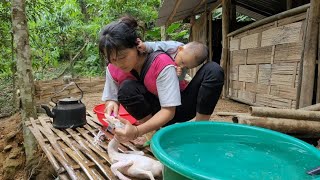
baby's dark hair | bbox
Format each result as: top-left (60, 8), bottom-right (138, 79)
top-left (184, 41), bottom-right (209, 66)
top-left (98, 16), bottom-right (139, 64)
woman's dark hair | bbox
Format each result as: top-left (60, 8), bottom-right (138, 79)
top-left (99, 16), bottom-right (139, 64)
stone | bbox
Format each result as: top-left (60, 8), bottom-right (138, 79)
top-left (3, 145), bottom-right (12, 152)
top-left (5, 131), bottom-right (18, 142)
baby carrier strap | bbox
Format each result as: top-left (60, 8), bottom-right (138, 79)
top-left (139, 51), bottom-right (166, 82)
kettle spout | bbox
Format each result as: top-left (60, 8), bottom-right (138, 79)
top-left (41, 105), bottom-right (55, 118)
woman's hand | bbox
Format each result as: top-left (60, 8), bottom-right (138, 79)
top-left (114, 117), bottom-right (139, 142)
top-left (104, 100), bottom-right (119, 117)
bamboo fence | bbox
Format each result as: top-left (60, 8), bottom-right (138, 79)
top-left (34, 77), bottom-right (105, 106)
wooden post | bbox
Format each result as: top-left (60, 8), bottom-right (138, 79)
top-left (287, 0), bottom-right (292, 10)
top-left (208, 11), bottom-right (213, 61)
top-left (221, 0), bottom-right (231, 97)
top-left (299, 0), bottom-right (320, 108)
top-left (317, 23), bottom-right (320, 103)
top-left (230, 0), bottom-right (237, 32)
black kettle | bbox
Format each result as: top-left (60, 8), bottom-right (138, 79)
top-left (41, 82), bottom-right (87, 129)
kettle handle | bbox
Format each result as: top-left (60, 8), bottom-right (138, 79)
top-left (51, 82), bottom-right (84, 104)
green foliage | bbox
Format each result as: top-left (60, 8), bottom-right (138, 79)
top-left (1, 0), bottom-right (193, 79)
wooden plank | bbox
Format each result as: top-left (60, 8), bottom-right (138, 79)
top-left (247, 46), bottom-right (272, 64)
top-left (240, 33), bottom-right (259, 49)
top-left (261, 21), bottom-right (303, 47)
top-left (270, 85), bottom-right (297, 100)
top-left (229, 38), bottom-right (240, 51)
top-left (238, 65), bottom-right (256, 82)
top-left (231, 50), bottom-right (246, 65)
top-left (245, 82), bottom-right (269, 94)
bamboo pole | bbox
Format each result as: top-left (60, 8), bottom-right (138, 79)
top-left (228, 3), bottom-right (310, 37)
top-left (215, 112), bottom-right (249, 116)
top-left (299, 0), bottom-right (320, 108)
top-left (296, 9), bottom-right (310, 109)
top-left (300, 103), bottom-right (320, 111)
top-left (233, 115), bottom-right (320, 134)
top-left (250, 106), bottom-right (320, 121)
top-left (221, 0), bottom-right (231, 97)
top-left (317, 23), bottom-right (320, 103)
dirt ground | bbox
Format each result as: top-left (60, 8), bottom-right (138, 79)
top-left (0, 92), bottom-right (249, 179)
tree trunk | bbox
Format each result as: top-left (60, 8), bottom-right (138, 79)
top-left (11, 0), bottom-right (38, 167)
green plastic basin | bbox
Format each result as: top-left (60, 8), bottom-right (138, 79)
top-left (151, 122), bottom-right (320, 180)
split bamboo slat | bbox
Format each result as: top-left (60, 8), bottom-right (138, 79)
top-left (25, 112), bottom-right (156, 180)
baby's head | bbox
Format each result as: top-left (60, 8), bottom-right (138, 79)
top-left (175, 41), bottom-right (208, 69)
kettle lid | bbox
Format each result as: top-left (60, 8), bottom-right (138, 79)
top-left (58, 97), bottom-right (79, 104)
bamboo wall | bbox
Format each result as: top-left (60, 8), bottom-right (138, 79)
top-left (35, 77), bottom-right (105, 105)
top-left (228, 12), bottom-right (307, 109)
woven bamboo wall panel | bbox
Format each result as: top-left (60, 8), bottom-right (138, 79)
top-left (257, 64), bottom-right (272, 84)
top-left (245, 82), bottom-right (269, 94)
top-left (238, 65), bottom-right (256, 82)
top-left (230, 66), bottom-right (239, 81)
top-left (240, 33), bottom-right (259, 49)
top-left (247, 46), bottom-right (272, 64)
top-left (255, 94), bottom-right (293, 108)
top-left (228, 13), bottom-right (306, 109)
top-left (261, 21), bottom-right (303, 47)
top-left (230, 38), bottom-right (240, 51)
top-left (274, 43), bottom-right (302, 62)
top-left (270, 85), bottom-right (297, 100)
top-left (238, 90), bottom-right (255, 104)
top-left (231, 50), bottom-right (246, 65)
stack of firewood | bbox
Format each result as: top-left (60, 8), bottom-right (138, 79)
top-left (217, 104), bottom-right (320, 137)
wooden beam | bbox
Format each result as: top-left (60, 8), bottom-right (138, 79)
top-left (299, 0), bottom-right (320, 108)
top-left (221, 0), bottom-right (231, 97)
top-left (166, 0), bottom-right (182, 26)
top-left (210, 0), bottom-right (222, 11)
top-left (228, 3), bottom-right (310, 37)
top-left (192, 0), bottom-right (206, 15)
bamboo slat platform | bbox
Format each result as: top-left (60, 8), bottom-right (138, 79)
top-left (25, 111), bottom-right (155, 180)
